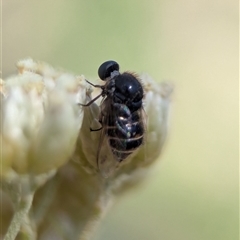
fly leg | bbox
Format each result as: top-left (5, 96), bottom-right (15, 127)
top-left (90, 121), bottom-right (103, 131)
top-left (90, 115), bottom-right (103, 132)
top-left (78, 80), bottom-right (105, 106)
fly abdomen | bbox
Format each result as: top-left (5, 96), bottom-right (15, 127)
top-left (107, 108), bottom-right (144, 162)
top-left (108, 131), bottom-right (144, 161)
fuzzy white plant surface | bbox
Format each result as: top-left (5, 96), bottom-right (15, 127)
top-left (0, 59), bottom-right (173, 240)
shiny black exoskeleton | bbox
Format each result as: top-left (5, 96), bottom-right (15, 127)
top-left (81, 60), bottom-right (144, 167)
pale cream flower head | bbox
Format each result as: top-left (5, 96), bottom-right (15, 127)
top-left (1, 59), bottom-right (88, 178)
top-left (1, 59), bottom-right (173, 240)
top-left (1, 58), bottom-right (172, 181)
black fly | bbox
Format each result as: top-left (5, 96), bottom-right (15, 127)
top-left (80, 60), bottom-right (145, 177)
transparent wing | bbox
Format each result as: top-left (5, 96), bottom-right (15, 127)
top-left (141, 107), bottom-right (148, 143)
top-left (97, 99), bottom-right (121, 178)
top-left (97, 100), bottom-right (146, 178)
top-left (97, 133), bottom-right (121, 178)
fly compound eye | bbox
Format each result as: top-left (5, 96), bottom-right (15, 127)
top-left (98, 60), bottom-right (120, 80)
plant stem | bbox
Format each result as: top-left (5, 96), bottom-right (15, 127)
top-left (4, 193), bottom-right (34, 240)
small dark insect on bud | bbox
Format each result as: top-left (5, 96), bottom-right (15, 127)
top-left (81, 60), bottom-right (145, 177)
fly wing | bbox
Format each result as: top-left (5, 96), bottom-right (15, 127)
top-left (97, 98), bottom-right (120, 178)
top-left (141, 107), bottom-right (147, 142)
top-left (97, 134), bottom-right (121, 178)
top-left (97, 102), bottom-right (146, 178)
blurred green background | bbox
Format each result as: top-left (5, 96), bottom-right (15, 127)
top-left (2, 1), bottom-right (238, 240)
